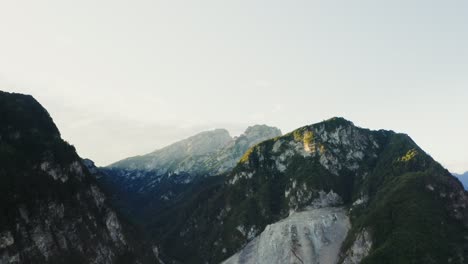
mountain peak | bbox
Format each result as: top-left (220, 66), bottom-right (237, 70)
top-left (171, 128), bottom-right (232, 156)
top-left (243, 125), bottom-right (282, 139)
top-left (147, 128), bottom-right (231, 156)
top-left (0, 91), bottom-right (61, 140)
top-left (107, 125), bottom-right (281, 175)
top-left (315, 117), bottom-right (355, 129)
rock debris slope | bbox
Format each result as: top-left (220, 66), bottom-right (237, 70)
top-left (223, 207), bottom-right (350, 264)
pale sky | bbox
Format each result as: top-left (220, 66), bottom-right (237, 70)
top-left (0, 0), bottom-right (467, 172)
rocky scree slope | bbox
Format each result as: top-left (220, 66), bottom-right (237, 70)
top-left (153, 117), bottom-right (468, 264)
top-left (222, 194), bottom-right (350, 264)
top-left (0, 91), bottom-right (156, 264)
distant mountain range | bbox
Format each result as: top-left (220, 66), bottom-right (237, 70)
top-left (453, 172), bottom-right (468, 189)
top-left (108, 125), bottom-right (282, 176)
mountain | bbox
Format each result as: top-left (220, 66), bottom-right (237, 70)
top-left (108, 125), bottom-right (282, 176)
top-left (0, 91), bottom-right (156, 264)
top-left (149, 117), bottom-right (468, 264)
top-left (454, 172), bottom-right (468, 190)
top-left (109, 129), bottom-right (232, 174)
top-left (98, 125), bottom-right (282, 233)
top-left (207, 125), bottom-right (284, 175)
top-left (4, 89), bottom-right (466, 264)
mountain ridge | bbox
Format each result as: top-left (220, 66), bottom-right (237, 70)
top-left (108, 125), bottom-right (282, 176)
top-left (108, 128), bottom-right (232, 170)
top-left (0, 91), bottom-right (156, 263)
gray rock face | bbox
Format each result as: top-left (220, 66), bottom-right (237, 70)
top-left (342, 229), bottom-right (372, 264)
top-left (0, 162), bottom-right (138, 264)
top-left (109, 129), bottom-right (232, 172)
top-left (208, 125), bottom-right (282, 175)
top-left (222, 207), bottom-right (350, 264)
top-left (230, 122), bottom-right (382, 186)
top-left (0, 232), bottom-right (14, 249)
top-left (108, 125), bottom-right (281, 177)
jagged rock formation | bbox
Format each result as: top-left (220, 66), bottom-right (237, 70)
top-left (208, 125), bottom-right (283, 175)
top-left (0, 91), bottom-right (155, 264)
top-left (151, 117), bottom-right (468, 264)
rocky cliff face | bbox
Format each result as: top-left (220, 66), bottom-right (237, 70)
top-left (0, 91), bottom-right (155, 264)
top-left (151, 117), bottom-right (468, 264)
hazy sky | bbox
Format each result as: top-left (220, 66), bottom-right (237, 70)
top-left (0, 0), bottom-right (467, 172)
